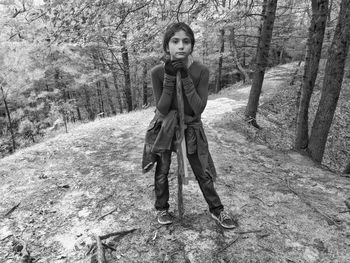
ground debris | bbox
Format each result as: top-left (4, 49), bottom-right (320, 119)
top-left (12, 238), bottom-right (35, 263)
top-left (87, 228), bottom-right (139, 262)
top-left (3, 202), bottom-right (21, 218)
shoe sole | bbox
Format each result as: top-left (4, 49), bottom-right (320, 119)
top-left (157, 218), bottom-right (173, 225)
top-left (210, 213), bottom-right (236, 229)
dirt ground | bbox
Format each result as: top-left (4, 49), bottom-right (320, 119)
top-left (1, 63), bottom-right (350, 263)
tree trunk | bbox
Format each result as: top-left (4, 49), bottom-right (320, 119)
top-left (103, 78), bottom-right (116, 116)
top-left (308, 0), bottom-right (350, 163)
top-left (344, 161), bottom-right (350, 174)
top-left (132, 63), bottom-right (138, 110)
top-left (295, 0), bottom-right (328, 149)
top-left (83, 86), bottom-right (95, 120)
top-left (251, 0), bottom-right (268, 66)
top-left (76, 106), bottom-right (82, 121)
top-left (96, 81), bottom-right (104, 115)
top-left (112, 71), bottom-right (123, 114)
top-left (0, 86), bottom-right (16, 152)
top-left (121, 31), bottom-right (133, 112)
top-left (142, 63), bottom-right (148, 106)
top-left (229, 27), bottom-right (250, 84)
top-left (215, 28), bottom-right (225, 93)
top-left (245, 0), bottom-right (278, 128)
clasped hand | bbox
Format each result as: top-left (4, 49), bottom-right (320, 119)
top-left (164, 59), bottom-right (188, 78)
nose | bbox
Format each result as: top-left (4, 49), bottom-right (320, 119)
top-left (178, 40), bottom-right (184, 49)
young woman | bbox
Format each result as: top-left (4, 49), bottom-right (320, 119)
top-left (142, 22), bottom-right (236, 229)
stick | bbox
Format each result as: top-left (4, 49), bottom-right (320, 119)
top-left (4, 202), bottom-right (21, 217)
top-left (99, 228), bottom-right (137, 240)
top-left (98, 207), bottom-right (118, 220)
top-left (102, 243), bottom-right (116, 251)
top-left (215, 235), bottom-right (240, 255)
top-left (95, 235), bottom-right (106, 263)
top-left (175, 71), bottom-right (187, 218)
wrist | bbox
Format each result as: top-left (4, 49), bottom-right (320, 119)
top-left (180, 70), bottom-right (188, 78)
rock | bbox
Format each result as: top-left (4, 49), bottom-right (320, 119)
top-left (303, 247), bottom-right (319, 263)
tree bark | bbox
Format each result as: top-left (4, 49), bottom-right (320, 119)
top-left (112, 71), bottom-right (123, 114)
top-left (1, 86), bottom-right (16, 152)
top-left (76, 106), bottom-right (82, 121)
top-left (96, 81), bottom-right (104, 115)
top-left (103, 78), bottom-right (116, 116)
top-left (344, 161), bottom-right (350, 174)
top-left (83, 86), bottom-right (95, 120)
top-left (121, 31), bottom-right (133, 112)
top-left (215, 28), bottom-right (225, 93)
top-left (229, 27), bottom-right (250, 84)
top-left (142, 63), bottom-right (148, 106)
top-left (245, 0), bottom-right (278, 127)
top-left (295, 0), bottom-right (328, 149)
top-left (308, 0), bottom-right (350, 163)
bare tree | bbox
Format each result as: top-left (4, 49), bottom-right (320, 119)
top-left (308, 0), bottom-right (350, 163)
top-left (229, 27), bottom-right (250, 84)
top-left (142, 63), bottom-right (149, 107)
top-left (215, 28), bottom-right (225, 93)
top-left (295, 0), bottom-right (328, 149)
top-left (245, 0), bottom-right (278, 128)
top-left (0, 85), bottom-right (16, 152)
top-left (121, 31), bottom-right (133, 112)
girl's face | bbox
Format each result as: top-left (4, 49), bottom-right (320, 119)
top-left (167, 30), bottom-right (192, 60)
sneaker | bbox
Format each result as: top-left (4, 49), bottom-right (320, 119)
top-left (157, 210), bottom-right (173, 225)
top-left (211, 210), bottom-right (237, 229)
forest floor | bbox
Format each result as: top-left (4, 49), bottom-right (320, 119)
top-left (1, 63), bottom-right (350, 263)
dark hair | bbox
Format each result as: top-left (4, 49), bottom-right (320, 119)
top-left (163, 22), bottom-right (195, 54)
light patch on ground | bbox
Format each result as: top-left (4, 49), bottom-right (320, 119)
top-left (202, 97), bottom-right (246, 122)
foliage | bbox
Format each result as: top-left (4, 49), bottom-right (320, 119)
top-left (0, 0), bottom-right (348, 172)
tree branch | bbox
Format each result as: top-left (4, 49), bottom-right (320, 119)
top-left (12, 1), bottom-right (26, 18)
top-left (175, 0), bottom-right (184, 22)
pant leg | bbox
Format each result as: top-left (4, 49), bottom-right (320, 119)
top-left (187, 153), bottom-right (224, 216)
top-left (154, 151), bottom-right (172, 211)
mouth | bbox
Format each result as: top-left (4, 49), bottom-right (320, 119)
top-left (176, 52), bottom-right (186, 55)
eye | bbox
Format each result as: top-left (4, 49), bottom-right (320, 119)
top-left (183, 39), bottom-right (191, 44)
top-left (171, 39), bottom-right (178, 44)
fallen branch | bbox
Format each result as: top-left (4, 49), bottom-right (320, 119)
top-left (339, 210), bottom-right (350, 213)
top-left (4, 202), bottom-right (21, 217)
top-left (98, 207), bottom-right (118, 220)
top-left (215, 235), bottom-right (241, 255)
top-left (99, 228), bottom-right (138, 240)
top-left (1, 234), bottom-right (12, 241)
top-left (87, 228), bottom-right (138, 261)
top-left (95, 235), bottom-right (106, 263)
top-left (102, 243), bottom-right (116, 252)
top-left (286, 179), bottom-right (340, 226)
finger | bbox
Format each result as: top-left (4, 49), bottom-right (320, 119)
top-left (172, 61), bottom-right (184, 69)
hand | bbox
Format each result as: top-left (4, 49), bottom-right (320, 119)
top-left (171, 60), bottom-right (188, 78)
top-left (164, 59), bottom-right (177, 76)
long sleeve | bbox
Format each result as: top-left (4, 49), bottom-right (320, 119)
top-left (151, 67), bottom-right (176, 116)
top-left (182, 66), bottom-right (209, 116)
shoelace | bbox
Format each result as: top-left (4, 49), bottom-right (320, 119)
top-left (159, 210), bottom-right (169, 217)
top-left (219, 211), bottom-right (231, 221)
